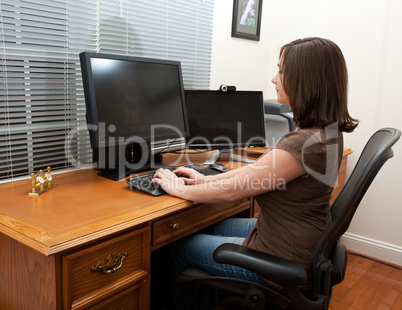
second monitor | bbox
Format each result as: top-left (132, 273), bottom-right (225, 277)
top-left (185, 90), bottom-right (266, 164)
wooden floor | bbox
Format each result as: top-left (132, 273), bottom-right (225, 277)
top-left (330, 253), bottom-right (402, 309)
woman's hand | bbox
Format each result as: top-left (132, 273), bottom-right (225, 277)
top-left (152, 168), bottom-right (188, 196)
top-left (173, 167), bottom-right (206, 185)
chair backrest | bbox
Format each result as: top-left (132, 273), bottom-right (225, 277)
top-left (314, 128), bottom-right (401, 266)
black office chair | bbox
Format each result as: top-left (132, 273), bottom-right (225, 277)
top-left (179, 127), bottom-right (401, 310)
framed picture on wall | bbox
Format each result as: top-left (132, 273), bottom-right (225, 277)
top-left (231, 0), bottom-right (263, 41)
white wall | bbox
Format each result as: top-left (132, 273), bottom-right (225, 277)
top-left (211, 0), bottom-right (402, 264)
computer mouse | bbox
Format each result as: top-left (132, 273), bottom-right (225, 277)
top-left (207, 163), bottom-right (228, 173)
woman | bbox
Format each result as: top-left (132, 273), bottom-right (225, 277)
top-left (153, 37), bottom-right (358, 309)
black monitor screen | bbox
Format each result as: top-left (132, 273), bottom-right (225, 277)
top-left (80, 52), bottom-right (189, 148)
top-left (80, 52), bottom-right (189, 179)
top-left (185, 90), bottom-right (266, 150)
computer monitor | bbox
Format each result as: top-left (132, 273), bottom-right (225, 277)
top-left (185, 90), bottom-right (266, 164)
top-left (80, 52), bottom-right (189, 180)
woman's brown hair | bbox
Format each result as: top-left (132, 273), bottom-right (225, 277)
top-left (280, 37), bottom-right (358, 132)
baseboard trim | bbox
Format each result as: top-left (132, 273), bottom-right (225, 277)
top-left (340, 232), bottom-right (402, 266)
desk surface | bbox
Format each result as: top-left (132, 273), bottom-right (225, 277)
top-left (0, 147), bottom-right (351, 257)
top-left (0, 151), bottom-right (246, 256)
top-left (0, 147), bottom-right (353, 310)
top-left (0, 151), bottom-right (254, 310)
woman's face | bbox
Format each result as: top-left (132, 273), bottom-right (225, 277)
top-left (271, 58), bottom-right (290, 106)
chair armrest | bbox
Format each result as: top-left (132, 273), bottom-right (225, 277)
top-left (213, 243), bottom-right (307, 287)
top-left (331, 241), bottom-right (347, 285)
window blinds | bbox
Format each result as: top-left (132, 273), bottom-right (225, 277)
top-left (0, 0), bottom-right (213, 182)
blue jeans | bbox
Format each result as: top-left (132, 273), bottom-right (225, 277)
top-left (169, 218), bottom-right (267, 309)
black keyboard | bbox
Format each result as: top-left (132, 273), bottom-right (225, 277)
top-left (126, 164), bottom-right (222, 196)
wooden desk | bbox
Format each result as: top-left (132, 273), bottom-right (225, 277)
top-left (0, 153), bottom-right (251, 310)
top-left (0, 149), bottom-right (351, 309)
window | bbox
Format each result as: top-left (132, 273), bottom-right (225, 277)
top-left (0, 0), bottom-right (213, 182)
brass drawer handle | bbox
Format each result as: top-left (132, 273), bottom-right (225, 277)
top-left (91, 253), bottom-right (128, 274)
top-left (171, 223), bottom-right (179, 231)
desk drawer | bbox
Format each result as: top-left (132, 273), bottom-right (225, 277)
top-left (62, 226), bottom-right (150, 310)
top-left (89, 281), bottom-right (146, 310)
top-left (152, 200), bottom-right (251, 248)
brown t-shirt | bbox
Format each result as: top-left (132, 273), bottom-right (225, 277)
top-left (243, 127), bottom-right (344, 290)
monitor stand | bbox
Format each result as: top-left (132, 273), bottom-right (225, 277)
top-left (203, 149), bottom-right (256, 165)
top-left (97, 160), bottom-right (172, 181)
top-left (95, 143), bottom-right (173, 181)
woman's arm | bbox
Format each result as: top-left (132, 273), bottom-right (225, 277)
top-left (171, 163), bottom-right (243, 185)
top-left (152, 149), bottom-right (306, 204)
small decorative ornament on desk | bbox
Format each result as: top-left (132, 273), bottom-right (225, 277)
top-left (29, 166), bottom-right (56, 196)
